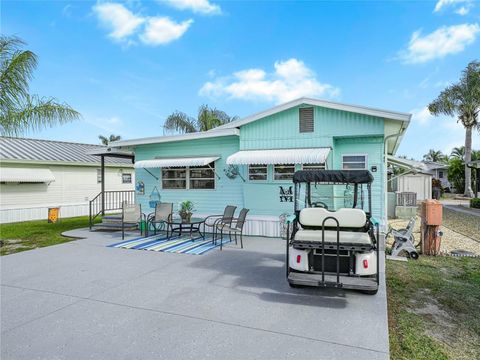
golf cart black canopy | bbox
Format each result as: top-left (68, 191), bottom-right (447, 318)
top-left (293, 170), bottom-right (374, 184)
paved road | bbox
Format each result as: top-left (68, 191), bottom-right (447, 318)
top-left (1, 229), bottom-right (389, 360)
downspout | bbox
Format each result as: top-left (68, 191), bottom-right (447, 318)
top-left (383, 131), bottom-right (405, 233)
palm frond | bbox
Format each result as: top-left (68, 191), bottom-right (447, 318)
top-left (0, 96), bottom-right (81, 136)
top-left (0, 49), bottom-right (38, 111)
top-left (163, 111), bottom-right (197, 134)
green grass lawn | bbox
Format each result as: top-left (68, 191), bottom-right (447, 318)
top-left (387, 256), bottom-right (480, 360)
top-left (0, 216), bottom-right (98, 256)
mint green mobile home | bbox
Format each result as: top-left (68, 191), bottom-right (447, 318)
top-left (111, 98), bottom-right (411, 236)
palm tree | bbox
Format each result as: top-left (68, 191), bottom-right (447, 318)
top-left (99, 134), bottom-right (121, 145)
top-left (163, 104), bottom-right (237, 134)
top-left (450, 146), bottom-right (465, 160)
top-left (423, 149), bottom-right (447, 163)
top-left (428, 60), bottom-right (480, 197)
top-left (0, 36), bottom-right (80, 136)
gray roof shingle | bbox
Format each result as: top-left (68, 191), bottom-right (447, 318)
top-left (0, 137), bottom-right (133, 165)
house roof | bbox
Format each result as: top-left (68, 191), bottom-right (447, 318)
top-left (111, 128), bottom-right (239, 148)
top-left (213, 97), bottom-right (412, 131)
top-left (0, 137), bottom-right (133, 166)
top-left (387, 156), bottom-right (445, 174)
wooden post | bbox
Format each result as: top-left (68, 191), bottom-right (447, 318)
top-left (101, 155), bottom-right (105, 216)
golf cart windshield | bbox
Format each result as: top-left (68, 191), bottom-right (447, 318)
top-left (293, 170), bottom-right (374, 214)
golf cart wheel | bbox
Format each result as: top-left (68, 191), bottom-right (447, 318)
top-left (409, 251), bottom-right (419, 260)
top-left (361, 288), bottom-right (378, 295)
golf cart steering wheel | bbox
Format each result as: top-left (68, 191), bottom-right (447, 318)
top-left (312, 201), bottom-right (328, 209)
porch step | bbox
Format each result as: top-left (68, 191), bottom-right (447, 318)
top-left (101, 215), bottom-right (123, 224)
top-left (92, 222), bottom-right (138, 231)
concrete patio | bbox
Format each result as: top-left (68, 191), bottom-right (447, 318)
top-left (1, 229), bottom-right (389, 360)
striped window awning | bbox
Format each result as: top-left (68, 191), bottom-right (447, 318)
top-left (0, 168), bottom-right (55, 183)
top-left (134, 156), bottom-right (220, 169)
top-left (226, 148), bottom-right (330, 165)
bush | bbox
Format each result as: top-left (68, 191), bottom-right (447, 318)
top-left (470, 198), bottom-right (480, 209)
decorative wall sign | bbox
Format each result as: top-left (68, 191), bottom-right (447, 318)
top-left (279, 186), bottom-right (293, 202)
top-left (136, 181), bottom-right (145, 195)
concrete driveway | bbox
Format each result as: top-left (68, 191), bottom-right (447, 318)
top-left (1, 229), bottom-right (389, 360)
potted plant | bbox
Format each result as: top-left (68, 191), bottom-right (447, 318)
top-left (179, 200), bottom-right (194, 223)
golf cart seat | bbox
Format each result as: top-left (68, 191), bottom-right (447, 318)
top-left (293, 208), bottom-right (373, 248)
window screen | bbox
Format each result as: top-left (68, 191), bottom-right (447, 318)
top-left (342, 155), bottom-right (367, 170)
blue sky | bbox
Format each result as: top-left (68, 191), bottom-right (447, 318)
top-left (3, 0), bottom-right (480, 159)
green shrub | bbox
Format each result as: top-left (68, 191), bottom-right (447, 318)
top-left (470, 198), bottom-right (480, 209)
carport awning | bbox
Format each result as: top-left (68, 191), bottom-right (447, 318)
top-left (387, 155), bottom-right (425, 173)
top-left (0, 168), bottom-right (55, 183)
top-left (226, 148), bottom-right (330, 165)
top-left (135, 156), bottom-right (220, 168)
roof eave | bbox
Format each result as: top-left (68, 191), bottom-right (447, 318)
top-left (110, 128), bottom-right (240, 148)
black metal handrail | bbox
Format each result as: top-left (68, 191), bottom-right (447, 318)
top-left (89, 190), bottom-right (135, 229)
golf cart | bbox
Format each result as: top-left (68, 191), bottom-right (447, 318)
top-left (286, 170), bottom-right (380, 295)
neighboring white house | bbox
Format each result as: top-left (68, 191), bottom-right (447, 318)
top-left (0, 137), bottom-right (134, 223)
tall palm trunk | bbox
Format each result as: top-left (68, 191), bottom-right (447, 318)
top-left (464, 126), bottom-right (474, 197)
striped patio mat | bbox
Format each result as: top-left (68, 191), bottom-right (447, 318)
top-left (108, 233), bottom-right (229, 255)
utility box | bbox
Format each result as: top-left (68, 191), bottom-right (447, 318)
top-left (421, 200), bottom-right (443, 255)
top-left (422, 200), bottom-right (442, 225)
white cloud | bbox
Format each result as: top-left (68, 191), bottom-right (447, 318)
top-left (456, 6), bottom-right (470, 15)
top-left (140, 17), bottom-right (193, 45)
top-left (93, 3), bottom-right (144, 40)
top-left (162, 0), bottom-right (221, 15)
top-left (400, 23), bottom-right (479, 64)
top-left (199, 58), bottom-right (340, 104)
top-left (434, 0), bottom-right (473, 15)
top-left (93, 2), bottom-right (192, 46)
top-left (411, 107), bottom-right (435, 125)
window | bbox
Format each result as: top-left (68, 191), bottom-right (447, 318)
top-left (96, 169), bottom-right (102, 183)
top-left (299, 107), bottom-right (314, 133)
top-left (162, 168), bottom-right (187, 189)
top-left (274, 164), bottom-right (295, 180)
top-left (248, 165), bottom-right (267, 181)
top-left (189, 164), bottom-right (215, 189)
top-left (342, 155), bottom-right (367, 170)
top-left (303, 163), bottom-right (326, 171)
top-left (122, 173), bottom-right (132, 184)
top-left (162, 162), bottom-right (215, 190)
top-left (438, 171), bottom-right (444, 179)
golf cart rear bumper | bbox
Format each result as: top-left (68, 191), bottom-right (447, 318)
top-left (287, 271), bottom-right (378, 291)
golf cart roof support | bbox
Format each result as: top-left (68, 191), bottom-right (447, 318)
top-left (293, 170), bottom-right (374, 184)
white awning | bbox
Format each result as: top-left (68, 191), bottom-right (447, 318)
top-left (0, 168), bottom-right (55, 183)
top-left (226, 148), bottom-right (330, 165)
top-left (135, 156), bottom-right (220, 169)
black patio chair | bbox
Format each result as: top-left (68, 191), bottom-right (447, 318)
top-left (218, 208), bottom-right (249, 250)
top-left (146, 202), bottom-right (173, 236)
top-left (204, 205), bottom-right (237, 244)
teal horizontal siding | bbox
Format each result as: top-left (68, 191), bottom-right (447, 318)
top-left (240, 105), bottom-right (384, 150)
top-left (134, 136), bottom-right (243, 215)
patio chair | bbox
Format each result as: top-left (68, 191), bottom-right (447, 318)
top-left (146, 202), bottom-right (173, 236)
top-left (122, 202), bottom-right (145, 240)
top-left (204, 205), bottom-right (237, 243)
top-left (219, 208), bottom-right (249, 250)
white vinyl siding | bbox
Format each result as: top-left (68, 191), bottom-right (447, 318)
top-left (0, 164), bottom-right (134, 223)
